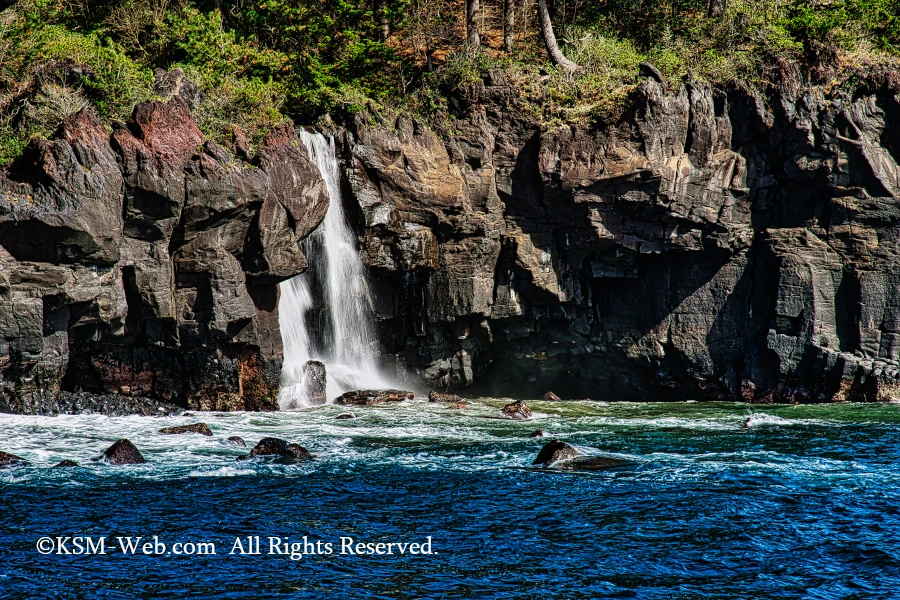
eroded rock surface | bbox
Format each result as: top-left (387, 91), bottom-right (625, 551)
top-left (336, 69), bottom-right (900, 403)
top-left (0, 76), bottom-right (327, 413)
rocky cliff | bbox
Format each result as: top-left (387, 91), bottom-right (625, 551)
top-left (338, 67), bottom-right (900, 403)
top-left (0, 95), bottom-right (328, 413)
top-left (5, 66), bottom-right (900, 411)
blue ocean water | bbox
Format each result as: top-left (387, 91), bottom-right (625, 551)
top-left (1, 399), bottom-right (899, 598)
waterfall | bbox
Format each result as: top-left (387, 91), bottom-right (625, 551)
top-left (278, 131), bottom-right (391, 408)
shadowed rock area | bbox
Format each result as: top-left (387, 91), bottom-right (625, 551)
top-left (0, 85), bottom-right (328, 414)
top-left (336, 68), bottom-right (900, 403)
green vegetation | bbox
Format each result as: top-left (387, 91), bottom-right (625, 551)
top-left (1, 0), bottom-right (899, 163)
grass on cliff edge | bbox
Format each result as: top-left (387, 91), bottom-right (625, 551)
top-left (2, 0), bottom-right (900, 165)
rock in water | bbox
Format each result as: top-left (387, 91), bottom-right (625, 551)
top-left (236, 437), bottom-right (314, 462)
top-left (552, 456), bottom-right (633, 471)
top-left (54, 460), bottom-right (78, 468)
top-left (0, 451), bottom-right (28, 467)
top-left (336, 390), bottom-right (415, 405)
top-left (429, 391), bottom-right (463, 403)
top-left (533, 440), bottom-right (580, 465)
top-left (449, 402), bottom-right (468, 410)
top-left (159, 423), bottom-right (213, 436)
top-left (335, 413), bottom-right (356, 420)
top-left (542, 392), bottom-right (562, 402)
top-left (225, 436), bottom-right (247, 447)
top-left (303, 361), bottom-right (327, 406)
top-left (102, 439), bottom-right (145, 465)
top-left (502, 399), bottom-right (533, 419)
top-left (529, 429), bottom-right (546, 438)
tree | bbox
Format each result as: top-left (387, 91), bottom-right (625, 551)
top-left (536, 0), bottom-right (578, 72)
top-left (504, 0), bottom-right (515, 51)
top-left (467, 0), bottom-right (480, 47)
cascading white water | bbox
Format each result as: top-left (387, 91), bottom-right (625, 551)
top-left (278, 131), bottom-right (392, 408)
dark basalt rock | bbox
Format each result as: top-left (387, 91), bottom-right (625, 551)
top-left (0, 451), bottom-right (28, 467)
top-left (549, 456), bottom-right (633, 471)
top-left (236, 437), bottom-right (313, 462)
top-left (529, 429), bottom-right (546, 438)
top-left (225, 436), bottom-right (247, 447)
top-left (53, 460), bottom-right (78, 468)
top-left (335, 413), bottom-right (356, 420)
top-left (101, 439), bottom-right (145, 465)
top-left (533, 440), bottom-right (580, 465)
top-left (429, 391), bottom-right (463, 403)
top-left (336, 389), bottom-right (415, 405)
top-left (502, 399), bottom-right (532, 420)
top-left (159, 423), bottom-right (213, 436)
top-left (542, 392), bottom-right (562, 402)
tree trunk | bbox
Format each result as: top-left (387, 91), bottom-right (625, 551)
top-left (467, 0), bottom-right (480, 48)
top-left (536, 0), bottom-right (578, 73)
top-left (504, 0), bottom-right (516, 52)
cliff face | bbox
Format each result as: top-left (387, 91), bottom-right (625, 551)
top-left (0, 98), bottom-right (328, 413)
top-left (338, 70), bottom-right (900, 402)
top-left (4, 68), bottom-right (900, 411)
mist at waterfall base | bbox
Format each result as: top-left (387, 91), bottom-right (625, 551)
top-left (278, 131), bottom-right (393, 409)
top-left (3, 400), bottom-right (900, 598)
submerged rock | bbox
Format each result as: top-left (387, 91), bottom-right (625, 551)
top-left (159, 423), bottom-right (213, 436)
top-left (542, 392), bottom-right (562, 402)
top-left (335, 413), bottom-right (356, 420)
top-left (449, 402), bottom-right (468, 410)
top-left (236, 437), bottom-right (313, 462)
top-left (502, 399), bottom-right (533, 420)
top-left (429, 391), bottom-right (463, 403)
top-left (101, 439), bottom-right (145, 465)
top-left (0, 451), bottom-right (28, 467)
top-left (53, 460), bottom-right (78, 468)
top-left (534, 440), bottom-right (580, 465)
top-left (533, 440), bottom-right (632, 471)
top-left (225, 436), bottom-right (247, 447)
top-left (336, 389), bottom-right (414, 405)
top-left (529, 429), bottom-right (546, 438)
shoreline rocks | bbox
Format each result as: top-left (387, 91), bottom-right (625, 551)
top-left (429, 391), bottom-right (463, 403)
top-left (0, 451), bottom-right (28, 467)
top-left (236, 437), bottom-right (314, 462)
top-left (159, 423), bottom-right (213, 436)
top-left (336, 389), bottom-right (414, 406)
top-left (502, 400), bottom-right (533, 420)
top-left (101, 439), bottom-right (145, 465)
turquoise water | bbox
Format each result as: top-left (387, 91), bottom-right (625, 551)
top-left (2, 399), bottom-right (899, 598)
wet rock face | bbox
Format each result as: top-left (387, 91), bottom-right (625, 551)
top-left (336, 389), bottom-right (415, 405)
top-left (0, 451), bottom-right (27, 467)
top-left (339, 71), bottom-right (900, 403)
top-left (0, 70), bottom-right (328, 414)
top-left (428, 391), bottom-right (463, 403)
top-left (102, 439), bottom-right (145, 465)
top-left (236, 437), bottom-right (313, 461)
top-left (159, 423), bottom-right (213, 436)
top-left (533, 440), bottom-right (580, 465)
top-left (502, 399), bottom-right (532, 419)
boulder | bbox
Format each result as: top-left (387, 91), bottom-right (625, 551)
top-left (53, 459), bottom-right (78, 468)
top-left (502, 399), bottom-right (532, 419)
top-left (0, 450), bottom-right (28, 467)
top-left (101, 439), bottom-right (145, 464)
top-left (225, 436), bottom-right (247, 447)
top-left (533, 440), bottom-right (580, 465)
top-left (529, 429), bottom-right (546, 438)
top-left (336, 389), bottom-right (415, 405)
top-left (335, 413), bottom-right (356, 420)
top-left (542, 392), bottom-right (562, 402)
top-left (236, 437), bottom-right (314, 462)
top-left (429, 390), bottom-right (463, 403)
top-left (449, 402), bottom-right (467, 409)
top-left (533, 440), bottom-right (632, 471)
top-left (159, 423), bottom-right (213, 436)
